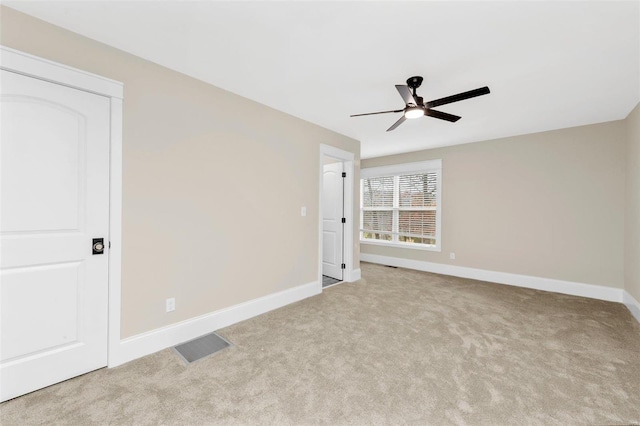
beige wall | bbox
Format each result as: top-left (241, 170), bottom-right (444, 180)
top-left (625, 103), bottom-right (640, 301)
top-left (0, 6), bottom-right (360, 338)
top-left (362, 121), bottom-right (627, 288)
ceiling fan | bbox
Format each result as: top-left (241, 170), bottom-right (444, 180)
top-left (350, 76), bottom-right (490, 131)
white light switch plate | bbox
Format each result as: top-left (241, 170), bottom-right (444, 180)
top-left (301, 206), bottom-right (307, 217)
top-left (166, 298), bottom-right (175, 312)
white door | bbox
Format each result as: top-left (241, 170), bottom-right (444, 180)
top-left (0, 70), bottom-right (111, 402)
top-left (322, 162), bottom-right (344, 280)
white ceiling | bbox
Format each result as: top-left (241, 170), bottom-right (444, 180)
top-left (7, 1), bottom-right (640, 158)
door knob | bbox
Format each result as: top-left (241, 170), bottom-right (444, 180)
top-left (92, 238), bottom-right (105, 255)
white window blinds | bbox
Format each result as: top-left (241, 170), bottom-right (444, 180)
top-left (360, 160), bottom-right (441, 250)
top-left (362, 176), bottom-right (394, 241)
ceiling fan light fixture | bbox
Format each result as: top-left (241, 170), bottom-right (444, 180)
top-left (404, 107), bottom-right (424, 119)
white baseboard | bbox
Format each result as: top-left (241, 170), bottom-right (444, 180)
top-left (350, 268), bottom-right (362, 281)
top-left (108, 280), bottom-right (320, 367)
top-left (623, 291), bottom-right (640, 325)
top-left (360, 253), bottom-right (624, 303)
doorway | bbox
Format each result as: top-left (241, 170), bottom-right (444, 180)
top-left (318, 145), bottom-right (354, 290)
top-left (322, 158), bottom-right (345, 285)
top-left (0, 46), bottom-right (123, 402)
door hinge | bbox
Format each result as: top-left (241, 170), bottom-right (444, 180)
top-left (341, 263), bottom-right (346, 269)
top-left (109, 241), bottom-right (111, 249)
top-left (342, 172), bottom-right (346, 178)
top-left (341, 217), bottom-right (346, 224)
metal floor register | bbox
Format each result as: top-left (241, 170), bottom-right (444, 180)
top-left (174, 332), bottom-right (232, 364)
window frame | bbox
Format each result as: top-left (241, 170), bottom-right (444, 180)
top-left (360, 159), bottom-right (442, 252)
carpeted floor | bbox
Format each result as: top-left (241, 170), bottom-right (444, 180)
top-left (2, 262), bottom-right (639, 425)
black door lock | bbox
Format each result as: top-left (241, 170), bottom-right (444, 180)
top-left (92, 238), bottom-right (105, 255)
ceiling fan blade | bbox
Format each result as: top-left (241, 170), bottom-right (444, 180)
top-left (386, 115), bottom-right (407, 132)
top-left (350, 109), bottom-right (403, 117)
top-left (426, 86), bottom-right (490, 108)
top-left (426, 109), bottom-right (461, 122)
top-left (396, 85), bottom-right (417, 105)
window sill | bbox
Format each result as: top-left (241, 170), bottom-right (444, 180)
top-left (359, 239), bottom-right (441, 252)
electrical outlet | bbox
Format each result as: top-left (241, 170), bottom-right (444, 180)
top-left (450, 252), bottom-right (456, 260)
top-left (301, 206), bottom-right (307, 217)
top-left (166, 298), bottom-right (175, 312)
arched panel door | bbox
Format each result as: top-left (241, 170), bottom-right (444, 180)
top-left (322, 162), bottom-right (344, 281)
top-left (1, 70), bottom-right (110, 402)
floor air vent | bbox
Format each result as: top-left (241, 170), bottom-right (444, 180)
top-left (174, 332), bottom-right (232, 364)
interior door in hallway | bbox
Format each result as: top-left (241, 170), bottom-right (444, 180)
top-left (1, 69), bottom-right (111, 402)
top-left (322, 161), bottom-right (344, 280)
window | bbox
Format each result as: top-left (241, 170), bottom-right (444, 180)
top-left (360, 160), bottom-right (442, 251)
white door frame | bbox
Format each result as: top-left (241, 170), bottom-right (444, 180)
top-left (318, 144), bottom-right (355, 289)
top-left (0, 46), bottom-right (124, 368)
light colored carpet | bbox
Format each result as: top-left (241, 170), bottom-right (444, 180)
top-left (1, 262), bottom-right (639, 425)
